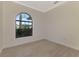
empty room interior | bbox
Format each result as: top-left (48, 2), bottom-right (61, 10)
top-left (1, 1), bottom-right (79, 57)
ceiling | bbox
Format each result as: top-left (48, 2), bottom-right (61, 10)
top-left (14, 1), bottom-right (67, 13)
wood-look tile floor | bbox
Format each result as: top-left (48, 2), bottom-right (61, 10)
top-left (0, 39), bottom-right (79, 57)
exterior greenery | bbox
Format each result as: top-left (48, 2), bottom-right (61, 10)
top-left (16, 28), bottom-right (32, 38)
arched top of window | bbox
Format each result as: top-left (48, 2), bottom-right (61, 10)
top-left (16, 12), bottom-right (32, 21)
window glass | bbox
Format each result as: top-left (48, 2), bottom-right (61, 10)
top-left (21, 14), bottom-right (29, 21)
top-left (16, 12), bottom-right (32, 38)
top-left (16, 15), bottom-right (20, 20)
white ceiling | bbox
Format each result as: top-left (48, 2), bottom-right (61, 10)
top-left (14, 1), bottom-right (67, 13)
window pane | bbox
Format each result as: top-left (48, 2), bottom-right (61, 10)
top-left (16, 15), bottom-right (20, 20)
top-left (22, 22), bottom-right (25, 25)
top-left (21, 22), bottom-right (29, 29)
top-left (25, 22), bottom-right (29, 25)
top-left (16, 25), bottom-right (19, 29)
top-left (21, 14), bottom-right (29, 21)
top-left (28, 22), bottom-right (32, 25)
top-left (25, 20), bottom-right (32, 21)
top-left (22, 22), bottom-right (32, 25)
top-left (16, 21), bottom-right (20, 29)
top-left (29, 26), bottom-right (32, 29)
top-left (22, 22), bottom-right (29, 25)
top-left (16, 21), bottom-right (20, 25)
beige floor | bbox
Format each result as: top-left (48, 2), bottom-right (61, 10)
top-left (0, 39), bottom-right (79, 57)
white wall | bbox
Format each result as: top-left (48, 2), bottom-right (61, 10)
top-left (0, 2), bottom-right (3, 52)
top-left (45, 1), bottom-right (79, 50)
top-left (2, 2), bottom-right (45, 48)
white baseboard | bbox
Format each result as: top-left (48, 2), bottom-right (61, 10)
top-left (3, 38), bottom-right (43, 49)
top-left (46, 39), bottom-right (79, 51)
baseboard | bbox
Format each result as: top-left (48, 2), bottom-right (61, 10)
top-left (3, 38), bottom-right (79, 51)
top-left (46, 39), bottom-right (79, 51)
top-left (3, 38), bottom-right (43, 49)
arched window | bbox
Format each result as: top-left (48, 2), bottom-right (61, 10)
top-left (16, 12), bottom-right (32, 38)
